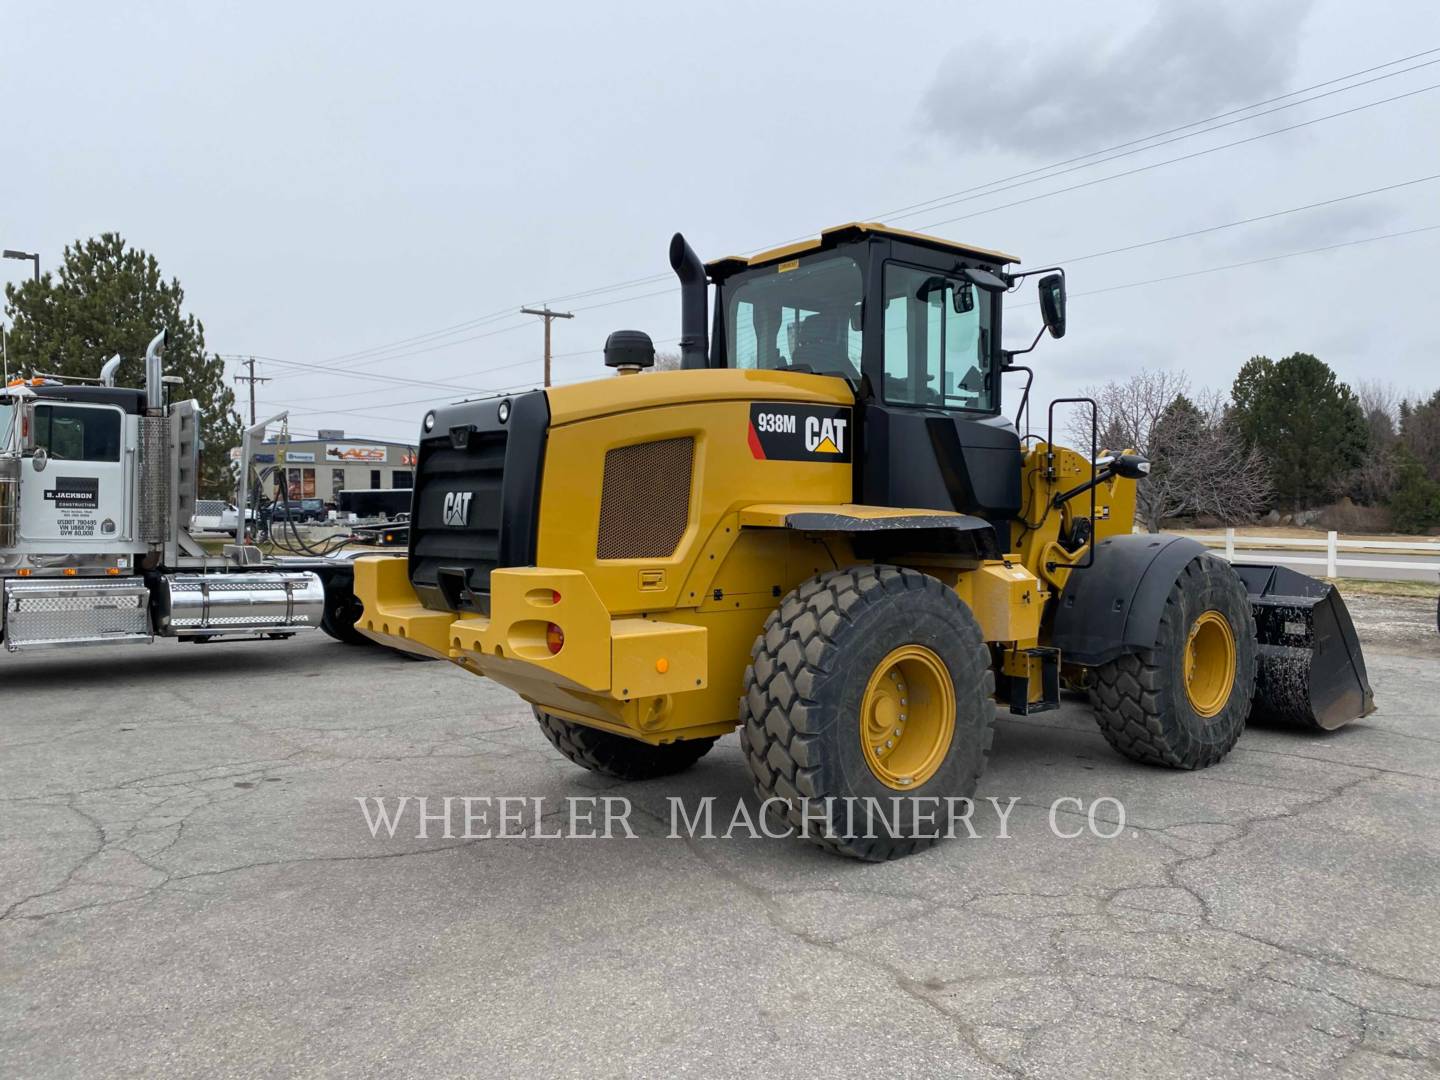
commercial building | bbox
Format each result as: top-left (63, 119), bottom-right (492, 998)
top-left (247, 434), bottom-right (417, 505)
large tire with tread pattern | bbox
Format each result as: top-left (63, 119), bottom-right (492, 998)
top-left (739, 564), bottom-right (995, 861)
top-left (534, 708), bottom-right (717, 780)
top-left (319, 574), bottom-right (369, 646)
top-left (1090, 555), bottom-right (1257, 769)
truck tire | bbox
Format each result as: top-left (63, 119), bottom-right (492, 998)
top-left (534, 708), bottom-right (716, 780)
top-left (739, 565), bottom-right (995, 861)
top-left (1090, 556), bottom-right (1257, 769)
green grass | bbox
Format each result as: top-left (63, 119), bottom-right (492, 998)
top-left (1327, 578), bottom-right (1438, 599)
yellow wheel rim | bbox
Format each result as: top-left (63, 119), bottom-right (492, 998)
top-left (860, 645), bottom-right (956, 790)
top-left (1184, 610), bottom-right (1236, 718)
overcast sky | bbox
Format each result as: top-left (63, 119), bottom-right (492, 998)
top-left (3, 0), bottom-right (1438, 441)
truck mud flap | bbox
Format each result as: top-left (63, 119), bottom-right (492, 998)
top-left (1230, 563), bottom-right (1376, 731)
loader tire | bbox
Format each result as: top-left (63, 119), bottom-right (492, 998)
top-left (534, 709), bottom-right (716, 780)
top-left (739, 565), bottom-right (995, 862)
top-left (1090, 556), bottom-right (1257, 770)
top-left (320, 578), bottom-right (369, 646)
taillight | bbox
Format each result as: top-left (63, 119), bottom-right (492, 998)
top-left (545, 623), bottom-right (564, 655)
top-left (551, 589), bottom-right (562, 605)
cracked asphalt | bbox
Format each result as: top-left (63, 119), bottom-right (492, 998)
top-left (2, 594), bottom-right (1438, 1079)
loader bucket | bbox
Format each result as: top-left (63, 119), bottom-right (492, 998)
top-left (1230, 563), bottom-right (1376, 731)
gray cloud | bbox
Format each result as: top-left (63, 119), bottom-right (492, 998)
top-left (921, 1), bottom-right (1315, 157)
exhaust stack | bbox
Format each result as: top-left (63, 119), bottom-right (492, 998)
top-left (99, 353), bottom-right (122, 387)
top-left (668, 233), bottom-right (708, 370)
top-left (144, 329), bottom-right (168, 412)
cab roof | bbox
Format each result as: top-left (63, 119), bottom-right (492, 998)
top-left (706, 222), bottom-right (1020, 277)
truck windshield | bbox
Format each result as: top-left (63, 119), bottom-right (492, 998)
top-left (725, 254), bottom-right (863, 380)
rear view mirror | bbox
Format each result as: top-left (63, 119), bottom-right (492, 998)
top-left (1039, 273), bottom-right (1066, 339)
top-left (952, 282), bottom-right (974, 314)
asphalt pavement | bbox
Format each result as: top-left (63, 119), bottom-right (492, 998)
top-left (2, 595), bottom-right (1438, 1079)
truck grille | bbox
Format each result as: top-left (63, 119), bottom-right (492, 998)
top-left (597, 437), bottom-right (694, 559)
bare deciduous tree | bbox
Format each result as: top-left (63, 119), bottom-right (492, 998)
top-left (1348, 380), bottom-right (1400, 504)
top-left (1072, 371), bottom-right (1270, 532)
top-left (652, 350), bottom-right (682, 372)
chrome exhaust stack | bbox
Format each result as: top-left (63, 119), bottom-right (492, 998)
top-left (143, 329), bottom-right (168, 412)
top-left (99, 353), bottom-right (122, 387)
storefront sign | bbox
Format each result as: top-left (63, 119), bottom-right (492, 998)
top-left (326, 443), bottom-right (387, 463)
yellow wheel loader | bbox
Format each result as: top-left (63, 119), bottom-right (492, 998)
top-left (354, 223), bottom-right (1374, 860)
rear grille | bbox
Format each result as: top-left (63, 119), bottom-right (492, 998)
top-left (411, 435), bottom-right (506, 599)
top-left (597, 437), bottom-right (694, 559)
top-left (407, 391), bottom-right (548, 614)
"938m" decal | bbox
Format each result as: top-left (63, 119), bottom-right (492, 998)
top-left (747, 403), bottom-right (852, 462)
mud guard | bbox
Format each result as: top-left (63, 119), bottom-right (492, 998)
top-left (1051, 533), bottom-right (1211, 667)
top-left (1229, 563), bottom-right (1376, 730)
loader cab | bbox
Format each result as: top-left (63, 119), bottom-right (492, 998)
top-left (708, 223), bottom-right (1025, 542)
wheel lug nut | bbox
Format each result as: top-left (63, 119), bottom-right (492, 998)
top-left (894, 728), bottom-right (902, 736)
top-left (885, 739), bottom-right (893, 748)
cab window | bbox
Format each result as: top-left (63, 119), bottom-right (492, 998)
top-left (33, 403), bottom-right (122, 462)
top-left (882, 263), bottom-right (994, 412)
top-left (726, 254), bottom-right (863, 380)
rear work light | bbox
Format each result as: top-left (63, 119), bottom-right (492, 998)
top-left (545, 623), bottom-right (564, 655)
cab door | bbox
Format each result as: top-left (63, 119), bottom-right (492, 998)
top-left (858, 259), bottom-right (1022, 544)
top-left (18, 401), bottom-right (130, 546)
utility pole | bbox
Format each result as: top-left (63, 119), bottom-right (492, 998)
top-left (233, 356), bottom-right (271, 425)
top-left (520, 306), bottom-right (574, 388)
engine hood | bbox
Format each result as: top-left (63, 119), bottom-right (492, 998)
top-left (545, 368), bottom-right (855, 428)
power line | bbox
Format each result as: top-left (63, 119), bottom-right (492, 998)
top-left (221, 353), bottom-right (487, 394)
top-left (884, 55), bottom-right (1440, 225)
top-left (1012, 223), bottom-right (1440, 309)
top-left (1053, 174), bottom-right (1440, 264)
top-left (251, 47), bottom-right (1440, 378)
top-left (259, 172), bottom-right (1440, 415)
top-left (914, 79), bottom-right (1440, 232)
top-left (262, 318), bottom-right (536, 384)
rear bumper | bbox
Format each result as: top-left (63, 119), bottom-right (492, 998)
top-left (352, 557), bottom-right (713, 740)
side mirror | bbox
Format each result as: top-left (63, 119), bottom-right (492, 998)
top-left (1039, 273), bottom-right (1066, 339)
top-left (1112, 452), bottom-right (1149, 479)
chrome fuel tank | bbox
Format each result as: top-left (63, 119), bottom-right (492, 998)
top-left (156, 571), bottom-right (324, 637)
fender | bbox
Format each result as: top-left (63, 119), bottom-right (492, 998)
top-left (1051, 533), bottom-right (1212, 667)
top-left (737, 503), bottom-right (1001, 561)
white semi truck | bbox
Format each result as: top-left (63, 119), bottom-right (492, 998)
top-left (0, 330), bottom-right (373, 653)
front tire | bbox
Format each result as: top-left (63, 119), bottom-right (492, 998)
top-left (739, 565), bottom-right (995, 861)
top-left (1090, 556), bottom-right (1257, 769)
top-left (534, 709), bottom-right (717, 780)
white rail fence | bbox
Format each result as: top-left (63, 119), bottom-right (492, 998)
top-left (1196, 529), bottom-right (1440, 578)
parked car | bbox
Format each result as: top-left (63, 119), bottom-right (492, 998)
top-left (269, 498), bottom-right (327, 523)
